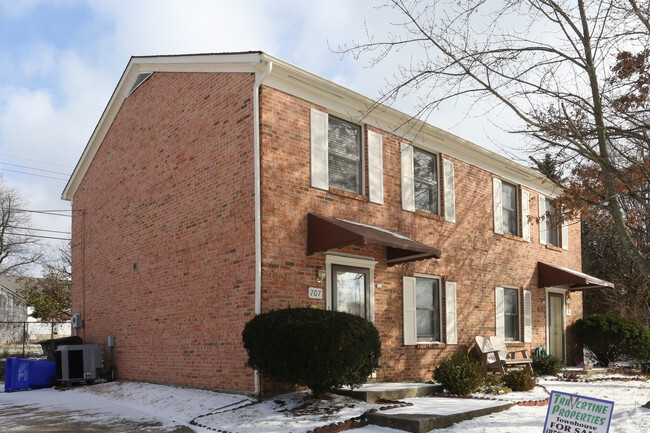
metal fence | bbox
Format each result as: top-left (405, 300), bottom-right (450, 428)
top-left (0, 321), bottom-right (73, 358)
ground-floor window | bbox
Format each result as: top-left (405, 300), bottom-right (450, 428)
top-left (503, 287), bottom-right (520, 341)
top-left (416, 276), bottom-right (441, 342)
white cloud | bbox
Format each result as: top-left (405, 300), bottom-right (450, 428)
top-left (18, 42), bottom-right (58, 78)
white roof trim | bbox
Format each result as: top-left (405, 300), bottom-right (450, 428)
top-left (62, 51), bottom-right (557, 202)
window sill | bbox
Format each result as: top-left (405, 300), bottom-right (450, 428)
top-left (414, 209), bottom-right (443, 221)
top-left (328, 187), bottom-right (368, 202)
top-left (545, 244), bottom-right (562, 252)
top-left (416, 342), bottom-right (445, 349)
top-left (499, 232), bottom-right (525, 242)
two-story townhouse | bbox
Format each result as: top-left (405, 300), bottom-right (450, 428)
top-left (62, 52), bottom-right (612, 395)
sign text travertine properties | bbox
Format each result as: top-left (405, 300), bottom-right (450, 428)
top-left (544, 391), bottom-right (614, 433)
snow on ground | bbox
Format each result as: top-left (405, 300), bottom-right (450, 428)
top-left (357, 375), bottom-right (650, 433)
top-left (1, 373), bottom-right (649, 432)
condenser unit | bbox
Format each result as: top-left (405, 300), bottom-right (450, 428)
top-left (55, 344), bottom-right (103, 383)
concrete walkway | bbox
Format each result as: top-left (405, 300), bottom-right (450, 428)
top-left (0, 402), bottom-right (193, 433)
top-left (365, 397), bottom-right (515, 432)
top-left (338, 383), bottom-right (522, 432)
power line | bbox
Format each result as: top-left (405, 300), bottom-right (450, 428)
top-left (13, 209), bottom-right (72, 217)
top-left (5, 232), bottom-right (70, 241)
top-left (0, 162), bottom-right (70, 176)
top-left (0, 167), bottom-right (68, 181)
top-left (0, 153), bottom-right (74, 169)
top-left (8, 226), bottom-right (71, 235)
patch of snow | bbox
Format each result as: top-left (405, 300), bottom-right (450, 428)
top-left (381, 397), bottom-right (512, 416)
top-left (1, 375), bottom-right (648, 432)
top-left (343, 382), bottom-right (435, 392)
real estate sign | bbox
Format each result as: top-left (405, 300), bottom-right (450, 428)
top-left (544, 391), bottom-right (614, 433)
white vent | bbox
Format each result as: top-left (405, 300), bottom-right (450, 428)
top-left (127, 72), bottom-right (153, 97)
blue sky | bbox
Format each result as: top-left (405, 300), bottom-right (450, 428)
top-left (0, 0), bottom-right (510, 268)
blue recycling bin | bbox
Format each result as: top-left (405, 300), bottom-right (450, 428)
top-left (4, 357), bottom-right (56, 392)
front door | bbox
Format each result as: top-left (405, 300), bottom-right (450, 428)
top-left (548, 292), bottom-right (565, 361)
top-left (331, 265), bottom-right (370, 319)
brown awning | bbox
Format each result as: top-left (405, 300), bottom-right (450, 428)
top-left (538, 262), bottom-right (614, 291)
top-left (307, 213), bottom-right (441, 266)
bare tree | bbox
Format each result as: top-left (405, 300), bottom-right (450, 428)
top-left (338, 0), bottom-right (650, 283)
top-left (0, 175), bottom-right (43, 275)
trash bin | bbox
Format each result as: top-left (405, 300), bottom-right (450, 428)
top-left (38, 336), bottom-right (83, 362)
top-left (4, 357), bottom-right (56, 392)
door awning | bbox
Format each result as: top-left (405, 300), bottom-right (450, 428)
top-left (538, 262), bottom-right (614, 291)
top-left (307, 213), bottom-right (441, 266)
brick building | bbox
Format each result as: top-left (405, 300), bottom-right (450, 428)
top-left (62, 52), bottom-right (612, 395)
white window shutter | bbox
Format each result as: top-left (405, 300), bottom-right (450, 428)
top-left (523, 290), bottom-right (532, 343)
top-left (443, 160), bottom-right (456, 223)
top-left (561, 220), bottom-right (569, 250)
top-left (445, 281), bottom-right (457, 345)
top-left (539, 195), bottom-right (547, 245)
top-left (367, 131), bottom-right (384, 204)
top-left (522, 190), bottom-right (531, 242)
top-left (310, 108), bottom-right (329, 190)
top-left (403, 276), bottom-right (417, 345)
top-left (493, 178), bottom-right (503, 234)
top-left (401, 143), bottom-right (415, 212)
top-left (495, 286), bottom-right (505, 339)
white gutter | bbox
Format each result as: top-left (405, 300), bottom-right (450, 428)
top-left (252, 55), bottom-right (272, 395)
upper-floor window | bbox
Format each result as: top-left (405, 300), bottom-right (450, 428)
top-left (413, 148), bottom-right (439, 214)
top-left (540, 196), bottom-right (566, 248)
top-left (501, 181), bottom-right (518, 236)
top-left (328, 116), bottom-right (362, 194)
top-left (545, 202), bottom-right (560, 247)
top-left (493, 178), bottom-right (531, 241)
top-left (401, 143), bottom-right (455, 221)
top-left (311, 108), bottom-right (385, 203)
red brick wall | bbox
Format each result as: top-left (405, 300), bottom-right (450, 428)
top-left (71, 71), bottom-right (584, 394)
top-left (258, 85), bottom-right (583, 386)
top-left (71, 71), bottom-right (257, 393)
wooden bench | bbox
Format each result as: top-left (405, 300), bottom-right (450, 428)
top-left (475, 335), bottom-right (533, 376)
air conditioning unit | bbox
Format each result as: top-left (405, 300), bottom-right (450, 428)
top-left (55, 344), bottom-right (103, 383)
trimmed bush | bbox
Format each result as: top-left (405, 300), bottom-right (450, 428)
top-left (242, 308), bottom-right (381, 397)
top-left (433, 353), bottom-right (484, 395)
top-left (532, 354), bottom-right (564, 376)
top-left (503, 368), bottom-right (537, 391)
top-left (575, 314), bottom-right (650, 366)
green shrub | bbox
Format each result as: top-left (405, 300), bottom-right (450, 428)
top-left (575, 314), bottom-right (650, 366)
top-left (242, 308), bottom-right (381, 397)
top-left (433, 353), bottom-right (484, 395)
top-left (503, 368), bottom-right (537, 391)
top-left (532, 354), bottom-right (564, 376)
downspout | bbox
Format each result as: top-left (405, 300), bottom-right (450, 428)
top-left (253, 56), bottom-right (272, 396)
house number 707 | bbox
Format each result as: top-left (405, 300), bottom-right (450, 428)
top-left (308, 287), bottom-right (323, 299)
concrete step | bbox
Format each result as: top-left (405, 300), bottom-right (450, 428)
top-left (338, 383), bottom-right (444, 403)
top-left (365, 398), bottom-right (515, 432)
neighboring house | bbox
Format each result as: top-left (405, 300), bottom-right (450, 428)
top-left (0, 275), bottom-right (28, 344)
top-left (62, 52), bottom-right (613, 395)
top-left (0, 276), bottom-right (71, 343)
top-left (0, 276), bottom-right (28, 322)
